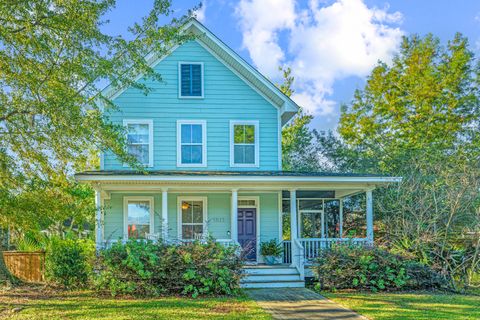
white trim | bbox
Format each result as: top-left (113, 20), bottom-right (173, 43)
top-left (177, 196), bottom-right (208, 240)
top-left (277, 108), bottom-right (282, 170)
top-left (229, 120), bottom-right (260, 168)
top-left (176, 120), bottom-right (207, 167)
top-left (77, 174), bottom-right (402, 184)
top-left (277, 191), bottom-right (283, 241)
top-left (178, 61), bottom-right (204, 99)
top-left (237, 196), bottom-right (260, 263)
top-left (123, 196), bottom-right (154, 240)
top-left (123, 119), bottom-right (154, 167)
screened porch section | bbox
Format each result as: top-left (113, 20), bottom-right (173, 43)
top-left (281, 190), bottom-right (373, 264)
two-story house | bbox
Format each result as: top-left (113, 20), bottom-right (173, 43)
top-left (75, 18), bottom-right (400, 288)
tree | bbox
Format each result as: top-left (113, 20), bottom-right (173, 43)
top-left (279, 67), bottom-right (321, 171)
top-left (0, 0), bottom-right (194, 232)
top-left (320, 33), bottom-right (480, 288)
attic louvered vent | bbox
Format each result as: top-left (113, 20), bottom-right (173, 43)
top-left (179, 62), bottom-right (203, 98)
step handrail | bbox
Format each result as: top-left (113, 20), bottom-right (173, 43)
top-left (292, 238), bottom-right (305, 279)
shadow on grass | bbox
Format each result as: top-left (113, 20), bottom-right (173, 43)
top-left (324, 291), bottom-right (480, 320)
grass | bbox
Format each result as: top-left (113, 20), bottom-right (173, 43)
top-left (0, 286), bottom-right (272, 320)
top-left (322, 291), bottom-right (480, 320)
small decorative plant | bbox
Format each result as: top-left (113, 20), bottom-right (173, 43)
top-left (260, 239), bottom-right (283, 265)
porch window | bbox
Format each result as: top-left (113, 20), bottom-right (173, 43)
top-left (124, 197), bottom-right (154, 240)
top-left (230, 120), bottom-right (259, 167)
top-left (179, 198), bottom-right (206, 240)
top-left (124, 120), bottom-right (153, 167)
top-left (179, 62), bottom-right (204, 98)
top-left (177, 120), bottom-right (206, 166)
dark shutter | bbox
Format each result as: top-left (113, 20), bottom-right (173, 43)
top-left (180, 64), bottom-right (202, 97)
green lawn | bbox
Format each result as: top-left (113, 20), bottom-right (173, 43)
top-left (0, 287), bottom-right (272, 320)
top-left (323, 291), bottom-right (480, 320)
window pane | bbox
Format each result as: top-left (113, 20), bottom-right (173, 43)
top-left (127, 124), bottom-right (149, 144)
top-left (182, 225), bottom-right (194, 239)
top-left (190, 145), bottom-right (202, 164)
top-left (234, 145), bottom-right (244, 164)
top-left (192, 201), bottom-right (203, 223)
top-left (181, 201), bottom-right (192, 223)
top-left (129, 224), bottom-right (149, 240)
top-left (181, 124), bottom-right (191, 143)
top-left (193, 225), bottom-right (203, 237)
top-left (244, 145), bottom-right (255, 164)
top-left (244, 125), bottom-right (255, 143)
top-left (191, 124), bottom-right (202, 143)
top-left (128, 144), bottom-right (149, 164)
top-left (127, 201), bottom-right (150, 239)
top-left (181, 145), bottom-right (192, 164)
top-left (299, 200), bottom-right (323, 210)
top-left (234, 125), bottom-right (244, 143)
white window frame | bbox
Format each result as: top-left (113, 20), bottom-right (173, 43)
top-left (176, 120), bottom-right (207, 167)
top-left (229, 120), bottom-right (259, 168)
top-left (178, 61), bottom-right (204, 99)
top-left (123, 196), bottom-right (154, 240)
top-left (123, 119), bottom-right (154, 167)
top-left (177, 196), bottom-right (208, 240)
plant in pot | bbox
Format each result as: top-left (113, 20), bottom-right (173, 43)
top-left (260, 239), bottom-right (283, 265)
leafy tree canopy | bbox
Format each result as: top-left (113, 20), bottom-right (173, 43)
top-left (0, 0), bottom-right (193, 232)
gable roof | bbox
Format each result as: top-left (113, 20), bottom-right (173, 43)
top-left (102, 18), bottom-right (300, 126)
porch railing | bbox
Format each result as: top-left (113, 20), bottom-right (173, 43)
top-left (282, 238), bottom-right (369, 264)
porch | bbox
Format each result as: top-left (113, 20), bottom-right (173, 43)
top-left (76, 170), bottom-right (400, 286)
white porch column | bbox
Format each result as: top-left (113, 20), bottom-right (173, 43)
top-left (231, 189), bottom-right (238, 242)
top-left (290, 189), bottom-right (298, 240)
top-left (94, 185), bottom-right (103, 252)
top-left (366, 189), bottom-right (374, 244)
top-left (161, 188), bottom-right (169, 241)
top-left (339, 199), bottom-right (344, 238)
top-left (290, 189), bottom-right (299, 266)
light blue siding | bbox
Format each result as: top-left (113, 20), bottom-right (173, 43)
top-left (103, 40), bottom-right (280, 171)
top-left (103, 192), bottom-right (281, 246)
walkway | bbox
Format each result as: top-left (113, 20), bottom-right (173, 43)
top-left (247, 288), bottom-right (367, 320)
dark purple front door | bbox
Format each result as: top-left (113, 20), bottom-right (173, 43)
top-left (238, 208), bottom-right (257, 261)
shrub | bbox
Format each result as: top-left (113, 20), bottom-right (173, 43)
top-left (45, 237), bottom-right (95, 289)
top-left (94, 239), bottom-right (242, 297)
top-left (260, 239), bottom-right (283, 257)
top-left (313, 245), bottom-right (446, 292)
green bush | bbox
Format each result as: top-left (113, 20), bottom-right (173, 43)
top-left (45, 237), bottom-right (95, 289)
top-left (95, 239), bottom-right (242, 297)
top-left (313, 245), bottom-right (446, 292)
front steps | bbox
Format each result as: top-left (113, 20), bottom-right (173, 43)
top-left (241, 265), bottom-right (305, 288)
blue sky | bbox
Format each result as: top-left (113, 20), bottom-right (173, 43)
top-left (104, 0), bottom-right (480, 131)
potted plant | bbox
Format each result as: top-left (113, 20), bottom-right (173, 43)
top-left (260, 239), bottom-right (283, 265)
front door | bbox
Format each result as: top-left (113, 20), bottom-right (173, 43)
top-left (237, 208), bottom-right (257, 261)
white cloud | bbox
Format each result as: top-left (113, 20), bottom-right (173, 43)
top-left (195, 1), bottom-right (207, 23)
top-left (236, 0), bottom-right (404, 116)
top-left (235, 0), bottom-right (296, 76)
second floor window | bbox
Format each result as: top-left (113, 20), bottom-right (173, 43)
top-left (179, 62), bottom-right (203, 98)
top-left (124, 120), bottom-right (153, 167)
top-left (177, 120), bottom-right (206, 167)
top-left (230, 120), bottom-right (259, 167)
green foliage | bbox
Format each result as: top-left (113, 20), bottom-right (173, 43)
top-left (314, 245), bottom-right (447, 292)
top-left (318, 33), bottom-right (480, 289)
top-left (95, 239), bottom-right (242, 298)
top-left (45, 236), bottom-right (95, 289)
top-left (0, 0), bottom-right (194, 233)
top-left (277, 67), bottom-right (321, 171)
top-left (259, 239), bottom-right (283, 257)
